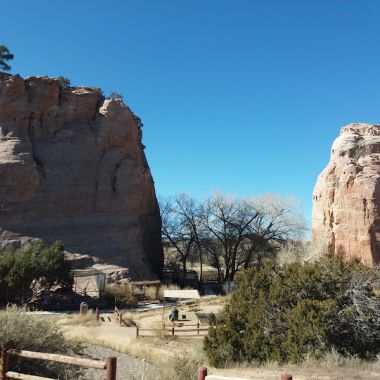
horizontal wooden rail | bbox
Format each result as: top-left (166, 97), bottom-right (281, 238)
top-left (163, 323), bottom-right (206, 328)
top-left (137, 325), bottom-right (209, 338)
top-left (7, 350), bottom-right (107, 369)
top-left (137, 328), bottom-right (208, 333)
top-left (168, 328), bottom-right (208, 332)
top-left (1, 347), bottom-right (116, 380)
top-left (198, 367), bottom-right (293, 380)
top-left (6, 371), bottom-right (53, 380)
top-left (114, 307), bottom-right (127, 326)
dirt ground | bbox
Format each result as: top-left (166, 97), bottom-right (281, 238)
top-left (56, 298), bottom-right (380, 380)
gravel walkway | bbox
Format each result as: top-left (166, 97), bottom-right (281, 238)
top-left (81, 345), bottom-right (152, 380)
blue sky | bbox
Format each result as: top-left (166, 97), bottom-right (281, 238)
top-left (3, 1), bottom-right (380, 230)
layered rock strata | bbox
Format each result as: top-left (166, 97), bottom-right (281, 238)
top-left (0, 73), bottom-right (163, 280)
top-left (312, 123), bottom-right (380, 265)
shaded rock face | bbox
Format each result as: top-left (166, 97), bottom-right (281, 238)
top-left (0, 73), bottom-right (163, 280)
top-left (312, 123), bottom-right (380, 265)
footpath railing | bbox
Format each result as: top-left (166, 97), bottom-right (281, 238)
top-left (136, 322), bottom-right (209, 338)
top-left (198, 367), bottom-right (293, 380)
top-left (114, 306), bottom-right (126, 326)
top-left (0, 346), bottom-right (117, 380)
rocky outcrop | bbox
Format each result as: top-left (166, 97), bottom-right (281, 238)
top-left (0, 73), bottom-right (163, 280)
top-left (312, 123), bottom-right (380, 265)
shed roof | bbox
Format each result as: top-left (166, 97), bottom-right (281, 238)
top-left (163, 289), bottom-right (200, 299)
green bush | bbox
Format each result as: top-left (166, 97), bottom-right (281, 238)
top-left (204, 255), bottom-right (380, 366)
top-left (0, 241), bottom-right (72, 304)
top-left (0, 305), bottom-right (82, 378)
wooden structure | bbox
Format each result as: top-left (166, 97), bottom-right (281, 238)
top-left (114, 306), bottom-right (128, 326)
top-left (136, 323), bottom-right (208, 338)
top-left (0, 347), bottom-right (116, 380)
top-left (129, 280), bottom-right (161, 301)
top-left (197, 368), bottom-right (293, 380)
top-left (71, 268), bottom-right (106, 298)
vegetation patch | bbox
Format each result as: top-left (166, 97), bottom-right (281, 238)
top-left (204, 254), bottom-right (380, 366)
top-left (0, 305), bottom-right (82, 378)
top-left (0, 241), bottom-right (72, 305)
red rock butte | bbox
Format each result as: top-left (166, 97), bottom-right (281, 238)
top-left (312, 123), bottom-right (380, 265)
top-left (0, 73), bottom-right (163, 280)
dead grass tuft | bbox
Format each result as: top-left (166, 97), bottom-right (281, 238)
top-left (57, 311), bottom-right (98, 327)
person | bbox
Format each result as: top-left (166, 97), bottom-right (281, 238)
top-left (169, 307), bottom-right (179, 322)
top-left (173, 307), bottom-right (179, 321)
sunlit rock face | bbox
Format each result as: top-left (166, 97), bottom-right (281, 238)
top-left (0, 73), bottom-right (163, 280)
top-left (312, 123), bottom-right (380, 266)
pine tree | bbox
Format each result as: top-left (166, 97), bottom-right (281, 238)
top-left (0, 45), bottom-right (14, 71)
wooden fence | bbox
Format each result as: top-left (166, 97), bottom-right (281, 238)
top-left (114, 306), bottom-right (126, 326)
top-left (136, 322), bottom-right (209, 338)
top-left (198, 367), bottom-right (293, 380)
top-left (0, 347), bottom-right (117, 380)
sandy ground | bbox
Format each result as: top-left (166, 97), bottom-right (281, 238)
top-left (57, 298), bottom-right (380, 380)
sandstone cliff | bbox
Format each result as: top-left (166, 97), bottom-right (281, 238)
top-left (312, 123), bottom-right (380, 265)
top-left (0, 73), bottom-right (163, 280)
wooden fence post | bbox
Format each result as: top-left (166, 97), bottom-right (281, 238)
top-left (171, 327), bottom-right (175, 336)
top-left (136, 327), bottom-right (139, 339)
top-left (197, 322), bottom-right (200, 335)
top-left (0, 347), bottom-right (8, 380)
top-left (281, 374), bottom-right (292, 380)
top-left (106, 356), bottom-right (117, 380)
top-left (198, 366), bottom-right (207, 380)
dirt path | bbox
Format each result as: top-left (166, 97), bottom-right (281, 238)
top-left (81, 345), bottom-right (151, 380)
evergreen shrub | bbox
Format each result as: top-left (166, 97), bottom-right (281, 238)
top-left (204, 255), bottom-right (380, 366)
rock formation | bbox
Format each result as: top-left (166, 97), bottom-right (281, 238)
top-left (312, 123), bottom-right (380, 265)
top-left (0, 73), bottom-right (163, 280)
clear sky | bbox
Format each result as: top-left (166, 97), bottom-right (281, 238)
top-left (3, 1), bottom-right (380, 230)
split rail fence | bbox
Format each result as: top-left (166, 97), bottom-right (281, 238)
top-left (198, 367), bottom-right (293, 380)
top-left (136, 322), bottom-right (209, 338)
top-left (0, 347), bottom-right (117, 380)
top-left (114, 306), bottom-right (126, 326)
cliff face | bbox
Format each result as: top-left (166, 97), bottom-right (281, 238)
top-left (312, 123), bottom-right (380, 266)
top-left (0, 73), bottom-right (163, 279)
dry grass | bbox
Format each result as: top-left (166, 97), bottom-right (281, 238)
top-left (105, 283), bottom-right (137, 306)
top-left (55, 296), bottom-right (380, 380)
top-left (66, 321), bottom-right (380, 380)
top-left (209, 354), bottom-right (380, 380)
top-left (105, 282), bottom-right (182, 304)
top-left (144, 286), bottom-right (159, 300)
top-left (56, 311), bottom-right (98, 327)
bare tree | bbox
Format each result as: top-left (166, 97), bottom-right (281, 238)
top-left (160, 192), bottom-right (306, 284)
top-left (160, 194), bottom-right (202, 278)
top-left (199, 192), bottom-right (305, 282)
top-left (199, 192), bottom-right (260, 282)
